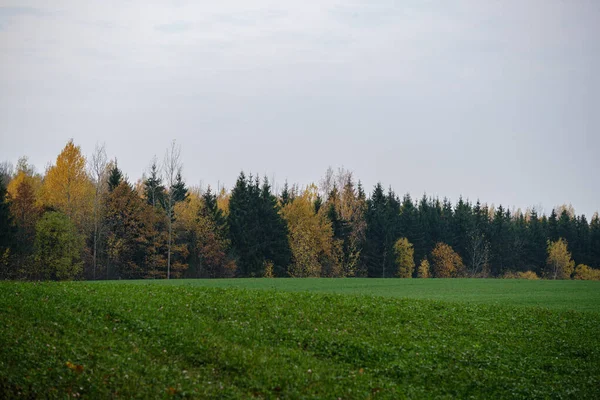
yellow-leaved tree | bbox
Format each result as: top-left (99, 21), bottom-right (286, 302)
top-left (394, 237), bottom-right (415, 278)
top-left (545, 239), bottom-right (575, 279)
top-left (417, 258), bottom-right (430, 278)
top-left (281, 184), bottom-right (341, 277)
top-left (41, 140), bottom-right (94, 230)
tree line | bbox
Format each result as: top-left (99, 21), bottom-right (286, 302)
top-left (1, 140), bottom-right (599, 281)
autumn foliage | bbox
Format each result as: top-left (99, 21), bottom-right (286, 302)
top-left (430, 243), bottom-right (465, 278)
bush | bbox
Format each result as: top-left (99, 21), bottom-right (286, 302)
top-left (573, 264), bottom-right (600, 281)
top-left (502, 271), bottom-right (539, 280)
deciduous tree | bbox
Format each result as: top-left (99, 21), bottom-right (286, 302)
top-left (34, 211), bottom-right (83, 280)
top-left (394, 237), bottom-right (415, 278)
top-left (430, 242), bottom-right (465, 278)
top-left (545, 238), bottom-right (575, 280)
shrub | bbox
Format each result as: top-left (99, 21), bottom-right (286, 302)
top-left (573, 264), bottom-right (600, 281)
top-left (503, 271), bottom-right (540, 280)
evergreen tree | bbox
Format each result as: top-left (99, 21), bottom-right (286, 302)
top-left (548, 209), bottom-right (559, 241)
top-left (280, 181), bottom-right (292, 206)
top-left (144, 159), bottom-right (166, 208)
top-left (451, 196), bottom-right (474, 261)
top-left (574, 215), bottom-right (590, 266)
top-left (202, 186), bottom-right (227, 232)
top-left (526, 209), bottom-right (547, 274)
top-left (590, 213), bottom-right (600, 269)
top-left (490, 205), bottom-right (509, 276)
top-left (171, 172), bottom-right (188, 203)
top-left (228, 173), bottom-right (291, 277)
top-left (108, 161), bottom-right (124, 192)
top-left (313, 194), bottom-right (323, 214)
top-left (362, 184), bottom-right (400, 277)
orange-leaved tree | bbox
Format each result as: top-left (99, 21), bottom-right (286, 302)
top-left (430, 242), bottom-right (465, 278)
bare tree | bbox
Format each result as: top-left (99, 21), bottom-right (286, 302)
top-left (467, 229), bottom-right (490, 277)
top-left (163, 140), bottom-right (182, 279)
top-left (0, 161), bottom-right (14, 186)
top-left (89, 143), bottom-right (108, 280)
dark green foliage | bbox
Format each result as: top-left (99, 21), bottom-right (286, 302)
top-left (107, 161), bottom-right (124, 192)
top-left (548, 209), bottom-right (559, 241)
top-left (590, 214), bottom-right (600, 269)
top-left (228, 173), bottom-right (291, 277)
top-left (200, 186), bottom-right (229, 253)
top-left (171, 172), bottom-right (188, 203)
top-left (362, 184), bottom-right (401, 277)
top-left (143, 160), bottom-right (166, 208)
top-left (280, 181), bottom-right (292, 206)
top-left (0, 281), bottom-right (599, 398)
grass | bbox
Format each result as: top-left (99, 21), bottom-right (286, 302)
top-left (110, 278), bottom-right (600, 312)
top-left (0, 279), bottom-right (599, 398)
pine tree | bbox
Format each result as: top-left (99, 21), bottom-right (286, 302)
top-left (144, 159), bottom-right (166, 208)
top-left (548, 209), bottom-right (559, 241)
top-left (362, 184), bottom-right (399, 277)
top-left (201, 186), bottom-right (228, 240)
top-left (108, 161), bottom-right (124, 192)
top-left (228, 173), bottom-right (291, 277)
top-left (526, 209), bottom-right (547, 274)
top-left (590, 213), bottom-right (600, 269)
top-left (280, 181), bottom-right (291, 207)
top-left (171, 172), bottom-right (188, 203)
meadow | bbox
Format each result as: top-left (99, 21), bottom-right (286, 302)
top-left (1, 279), bottom-right (599, 398)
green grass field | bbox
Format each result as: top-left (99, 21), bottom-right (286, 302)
top-left (1, 279), bottom-right (599, 398)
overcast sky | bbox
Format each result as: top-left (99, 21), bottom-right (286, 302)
top-left (0, 0), bottom-right (598, 217)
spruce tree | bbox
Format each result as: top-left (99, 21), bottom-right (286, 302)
top-left (171, 172), bottom-right (188, 203)
top-left (0, 179), bottom-right (13, 257)
top-left (590, 213), bottom-right (600, 269)
top-left (548, 209), bottom-right (559, 241)
top-left (144, 159), bottom-right (166, 208)
top-left (107, 161), bottom-right (124, 192)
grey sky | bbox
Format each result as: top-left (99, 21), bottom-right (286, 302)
top-left (1, 0), bottom-right (599, 217)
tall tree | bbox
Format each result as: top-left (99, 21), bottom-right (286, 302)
top-left (171, 172), bottom-right (188, 203)
top-left (282, 185), bottom-right (339, 277)
top-left (41, 140), bottom-right (94, 230)
top-left (9, 179), bottom-right (41, 277)
top-left (34, 211), bottom-right (83, 280)
top-left (88, 143), bottom-right (108, 280)
top-left (362, 184), bottom-right (400, 277)
top-left (394, 237), bottom-right (415, 278)
top-left (144, 157), bottom-right (166, 209)
top-left (0, 179), bottom-right (14, 278)
top-left (229, 173), bottom-right (291, 277)
top-left (163, 140), bottom-right (183, 279)
top-left (590, 213), bottom-right (600, 269)
top-left (430, 242), bottom-right (465, 278)
top-left (545, 238), bottom-right (575, 280)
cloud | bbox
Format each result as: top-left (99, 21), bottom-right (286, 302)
top-left (0, 6), bottom-right (51, 18)
top-left (155, 21), bottom-right (194, 34)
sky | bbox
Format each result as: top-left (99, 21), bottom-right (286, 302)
top-left (0, 0), bottom-right (599, 218)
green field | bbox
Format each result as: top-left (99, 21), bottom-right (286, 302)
top-left (1, 279), bottom-right (599, 399)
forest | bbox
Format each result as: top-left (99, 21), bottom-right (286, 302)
top-left (0, 139), bottom-right (599, 281)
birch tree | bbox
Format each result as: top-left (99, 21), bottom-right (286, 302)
top-left (163, 140), bottom-right (182, 279)
top-left (89, 143), bottom-right (108, 280)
